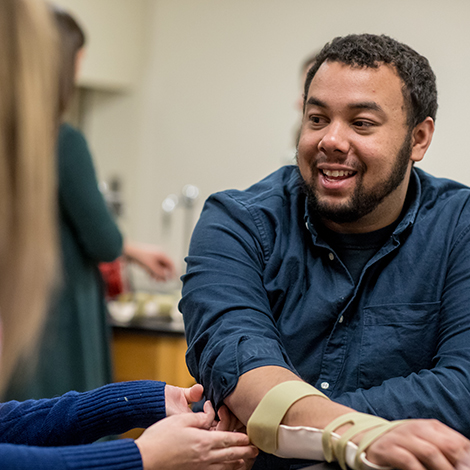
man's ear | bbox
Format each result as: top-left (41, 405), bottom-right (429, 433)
top-left (410, 117), bottom-right (435, 163)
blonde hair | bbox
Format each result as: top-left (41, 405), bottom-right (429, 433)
top-left (0, 0), bottom-right (58, 393)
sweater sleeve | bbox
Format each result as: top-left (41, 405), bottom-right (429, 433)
top-left (0, 380), bottom-right (166, 446)
top-left (57, 123), bottom-right (123, 262)
top-left (0, 439), bottom-right (142, 470)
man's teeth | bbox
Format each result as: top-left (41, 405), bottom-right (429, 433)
top-left (323, 169), bottom-right (354, 178)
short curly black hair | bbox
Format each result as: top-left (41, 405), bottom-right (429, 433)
top-left (303, 34), bottom-right (437, 129)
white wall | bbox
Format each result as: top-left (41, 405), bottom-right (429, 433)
top-left (57, 0), bottom-right (470, 270)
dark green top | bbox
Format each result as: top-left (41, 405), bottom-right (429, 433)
top-left (5, 123), bottom-right (123, 400)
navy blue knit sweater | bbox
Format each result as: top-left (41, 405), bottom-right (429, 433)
top-left (0, 380), bottom-right (166, 469)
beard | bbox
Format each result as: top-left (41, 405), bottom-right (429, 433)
top-left (300, 131), bottom-right (413, 225)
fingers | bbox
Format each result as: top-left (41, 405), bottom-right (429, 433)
top-left (171, 400), bottom-right (216, 428)
top-left (174, 412), bottom-right (258, 457)
top-left (147, 263), bottom-right (169, 281)
top-left (217, 405), bottom-right (244, 432)
top-left (164, 403), bottom-right (214, 430)
top-left (208, 460), bottom-right (247, 470)
top-left (457, 451), bottom-right (470, 470)
top-left (153, 253), bottom-right (176, 279)
top-left (202, 432), bottom-right (257, 468)
top-left (158, 252), bottom-right (176, 270)
top-left (374, 437), bottom-right (455, 470)
top-left (366, 420), bottom-right (470, 470)
top-left (402, 420), bottom-right (470, 467)
top-left (203, 400), bottom-right (216, 418)
top-left (164, 384), bottom-right (193, 416)
top-left (143, 254), bottom-right (175, 280)
top-left (217, 405), bottom-right (233, 432)
top-left (206, 435), bottom-right (258, 463)
top-left (210, 429), bottom-right (252, 449)
top-left (433, 421), bottom-right (470, 464)
top-left (187, 400), bottom-right (215, 429)
top-left (184, 383), bottom-right (204, 404)
top-left (174, 400), bottom-right (215, 429)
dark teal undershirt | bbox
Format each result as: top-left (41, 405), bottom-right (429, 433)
top-left (318, 222), bottom-right (397, 285)
top-left (312, 172), bottom-right (416, 285)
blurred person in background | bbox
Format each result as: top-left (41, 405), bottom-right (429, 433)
top-left (283, 50), bottom-right (319, 166)
top-left (294, 50), bottom-right (319, 146)
top-left (296, 51), bottom-right (319, 113)
top-left (4, 4), bottom-right (176, 401)
top-left (0, 0), bottom-right (257, 468)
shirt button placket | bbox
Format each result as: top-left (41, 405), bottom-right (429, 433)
top-left (320, 251), bottom-right (347, 396)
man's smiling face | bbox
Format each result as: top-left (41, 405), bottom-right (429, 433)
top-left (297, 60), bottom-right (415, 233)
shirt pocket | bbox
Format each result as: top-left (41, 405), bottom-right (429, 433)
top-left (359, 301), bottom-right (440, 389)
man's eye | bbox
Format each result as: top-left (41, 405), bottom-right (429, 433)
top-left (354, 120), bottom-right (373, 128)
top-left (309, 116), bottom-right (323, 124)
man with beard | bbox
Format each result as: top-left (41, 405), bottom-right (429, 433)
top-left (180, 34), bottom-right (470, 470)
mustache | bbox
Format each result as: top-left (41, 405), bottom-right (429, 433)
top-left (313, 158), bottom-right (363, 171)
top-left (294, 148), bottom-right (365, 172)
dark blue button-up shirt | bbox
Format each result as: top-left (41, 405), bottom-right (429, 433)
top-left (181, 165), bottom-right (470, 439)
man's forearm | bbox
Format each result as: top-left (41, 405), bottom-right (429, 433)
top-left (225, 365), bottom-right (354, 429)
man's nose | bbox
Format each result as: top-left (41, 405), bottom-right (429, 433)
top-left (318, 122), bottom-right (350, 155)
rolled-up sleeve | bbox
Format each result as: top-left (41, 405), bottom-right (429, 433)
top-left (181, 192), bottom-right (295, 407)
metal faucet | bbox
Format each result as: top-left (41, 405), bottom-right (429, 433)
top-left (162, 184), bottom-right (200, 268)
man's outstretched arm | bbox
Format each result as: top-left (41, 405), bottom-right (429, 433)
top-left (226, 366), bottom-right (470, 470)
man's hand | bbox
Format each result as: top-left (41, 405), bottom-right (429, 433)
top-left (363, 419), bottom-right (470, 470)
top-left (457, 446), bottom-right (470, 470)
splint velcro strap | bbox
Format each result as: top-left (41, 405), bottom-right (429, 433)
top-left (247, 381), bottom-right (329, 454)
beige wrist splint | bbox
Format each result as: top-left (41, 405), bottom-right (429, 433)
top-left (247, 381), bottom-right (329, 454)
top-left (246, 381), bottom-right (407, 470)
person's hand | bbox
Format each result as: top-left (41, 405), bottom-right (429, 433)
top-left (361, 419), bottom-right (470, 470)
top-left (135, 401), bottom-right (259, 470)
top-left (217, 405), bottom-right (255, 470)
top-left (124, 241), bottom-right (176, 281)
top-left (165, 383), bottom-right (204, 416)
top-left (457, 448), bottom-right (470, 470)
top-left (216, 405), bottom-right (246, 433)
